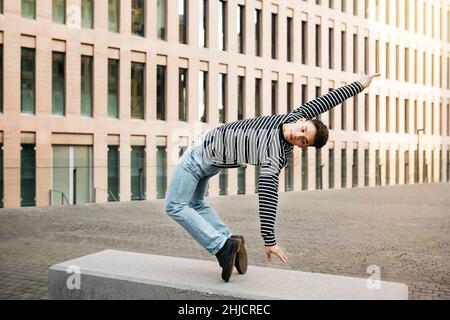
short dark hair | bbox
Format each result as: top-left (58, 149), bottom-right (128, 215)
top-left (311, 119), bottom-right (329, 149)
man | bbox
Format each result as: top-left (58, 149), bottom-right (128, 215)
top-left (165, 73), bottom-right (380, 282)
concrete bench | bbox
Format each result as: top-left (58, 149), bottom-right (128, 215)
top-left (48, 249), bottom-right (408, 300)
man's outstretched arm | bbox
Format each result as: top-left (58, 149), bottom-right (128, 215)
top-left (289, 73), bottom-right (380, 121)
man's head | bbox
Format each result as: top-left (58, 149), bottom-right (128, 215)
top-left (282, 118), bottom-right (329, 150)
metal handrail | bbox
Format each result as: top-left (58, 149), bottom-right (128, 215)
top-left (50, 189), bottom-right (69, 205)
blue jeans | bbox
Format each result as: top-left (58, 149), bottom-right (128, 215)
top-left (164, 134), bottom-right (231, 255)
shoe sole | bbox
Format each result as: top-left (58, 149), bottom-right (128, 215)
top-left (231, 235), bottom-right (248, 274)
top-left (222, 239), bottom-right (241, 282)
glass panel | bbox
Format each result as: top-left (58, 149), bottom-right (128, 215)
top-left (157, 65), bottom-right (166, 120)
top-left (22, 0), bottom-right (35, 19)
top-left (73, 146), bottom-right (92, 204)
top-left (255, 78), bottom-right (261, 117)
top-left (108, 59), bottom-right (119, 118)
top-left (199, 0), bottom-right (207, 47)
top-left (20, 144), bottom-right (35, 207)
top-left (352, 149), bottom-right (358, 187)
top-left (255, 9), bottom-right (261, 57)
top-left (131, 146), bottom-right (146, 200)
top-left (329, 149), bottom-right (334, 189)
top-left (219, 74), bottom-right (226, 123)
top-left (0, 0), bottom-right (3, 14)
top-left (53, 0), bottom-right (66, 24)
top-left (271, 81), bottom-right (277, 115)
top-left (81, 56), bottom-right (93, 117)
top-left (179, 68), bottom-right (188, 121)
top-left (302, 149), bottom-right (308, 190)
top-left (0, 145), bottom-right (3, 208)
top-left (178, 0), bottom-right (187, 44)
top-left (108, 145), bottom-right (119, 201)
top-left (52, 145), bottom-right (70, 205)
top-left (219, 169), bottom-right (228, 195)
top-left (81, 0), bottom-right (93, 28)
top-left (237, 5), bottom-right (244, 53)
top-left (131, 62), bottom-right (145, 119)
top-left (341, 149), bottom-right (347, 188)
top-left (108, 0), bottom-right (119, 32)
top-left (376, 150), bottom-right (381, 185)
top-left (271, 13), bottom-right (277, 59)
top-left (237, 76), bottom-right (244, 120)
top-left (386, 150), bottom-right (390, 185)
top-left (0, 45), bottom-right (2, 113)
top-left (156, 146), bottom-right (167, 199)
top-left (199, 71), bottom-right (207, 122)
top-left (238, 166), bottom-right (246, 194)
top-left (52, 52), bottom-right (65, 115)
top-left (285, 155), bottom-right (293, 192)
top-left (219, 0), bottom-right (227, 51)
top-left (132, 0), bottom-right (145, 36)
top-left (21, 48), bottom-right (35, 114)
top-left (364, 149), bottom-right (369, 186)
top-left (316, 150), bottom-right (322, 189)
top-left (157, 0), bottom-right (166, 40)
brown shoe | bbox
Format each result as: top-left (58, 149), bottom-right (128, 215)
top-left (231, 235), bottom-right (248, 274)
top-left (215, 237), bottom-right (242, 282)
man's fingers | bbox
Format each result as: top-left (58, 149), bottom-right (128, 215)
top-left (276, 251), bottom-right (288, 264)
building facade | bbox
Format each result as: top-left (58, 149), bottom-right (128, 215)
top-left (0, 0), bottom-right (449, 208)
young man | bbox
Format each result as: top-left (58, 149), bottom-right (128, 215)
top-left (165, 73), bottom-right (380, 282)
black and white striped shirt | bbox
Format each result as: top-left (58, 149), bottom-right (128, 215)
top-left (203, 81), bottom-right (364, 246)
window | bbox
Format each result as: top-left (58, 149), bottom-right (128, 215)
top-left (238, 166), bottom-right (246, 194)
top-left (353, 0), bottom-right (358, 16)
top-left (386, 149), bottom-right (390, 185)
top-left (405, 99), bottom-right (410, 134)
top-left (301, 84), bottom-right (308, 104)
top-left (255, 9), bottom-right (262, 57)
top-left (329, 149), bottom-right (335, 189)
top-left (238, 5), bottom-right (245, 54)
top-left (395, 150), bottom-right (400, 184)
top-left (157, 0), bottom-right (167, 40)
top-left (219, 74), bottom-right (227, 123)
top-left (131, 62), bottom-right (145, 119)
top-left (302, 149), bottom-right (308, 190)
top-left (301, 20), bottom-right (308, 64)
top-left (53, 0), bottom-right (66, 24)
top-left (405, 150), bottom-right (410, 184)
top-left (329, 87), bottom-right (334, 129)
top-left (364, 93), bottom-right (369, 131)
top-left (386, 97), bottom-right (390, 132)
top-left (376, 150), bottom-right (381, 186)
top-left (405, 47), bottom-right (410, 82)
top-left (108, 59), bottom-right (119, 118)
top-left (271, 13), bottom-right (278, 59)
top-left (157, 65), bottom-right (166, 120)
top-left (0, 143), bottom-right (3, 208)
top-left (156, 146), bottom-right (167, 199)
top-left (414, 149), bottom-right (419, 183)
top-left (352, 148), bottom-right (358, 187)
top-left (285, 155), bottom-right (293, 192)
top-left (353, 34), bottom-right (358, 73)
top-left (375, 39), bottom-right (379, 74)
top-left (287, 17), bottom-right (293, 62)
top-left (315, 24), bottom-right (321, 67)
top-left (341, 0), bottom-right (346, 12)
top-left (353, 96), bottom-right (358, 131)
top-left (178, 0), bottom-right (187, 44)
top-left (364, 149), bottom-right (369, 186)
top-left (329, 27), bottom-right (334, 69)
top-left (423, 101), bottom-right (427, 134)
top-left (219, 0), bottom-right (227, 51)
top-left (316, 150), bottom-right (323, 189)
top-left (21, 48), bottom-right (35, 115)
top-left (199, 0), bottom-right (207, 47)
top-left (81, 0), bottom-right (93, 29)
top-left (395, 45), bottom-right (399, 81)
top-left (199, 71), bottom-right (208, 122)
top-left (341, 31), bottom-right (346, 71)
top-left (375, 95), bottom-right (380, 132)
top-left (364, 0), bottom-right (369, 19)
top-left (21, 144), bottom-right (36, 207)
top-left (132, 0), bottom-right (145, 37)
top-left (0, 45), bottom-right (2, 113)
top-left (287, 82), bottom-right (293, 113)
top-left (341, 100), bottom-right (347, 130)
top-left (255, 78), bottom-right (261, 117)
top-left (108, 0), bottom-right (119, 32)
top-left (395, 98), bottom-right (400, 133)
top-left (386, 42), bottom-right (390, 79)
top-left (131, 146), bottom-right (146, 200)
top-left (22, 0), bottom-right (35, 19)
top-left (0, 0), bottom-right (3, 14)
top-left (341, 148), bottom-right (347, 188)
top-left (52, 52), bottom-right (65, 116)
top-left (107, 145), bottom-right (120, 201)
top-left (219, 169), bottom-right (228, 195)
top-left (364, 36), bottom-right (369, 74)
top-left (179, 68), bottom-right (188, 121)
top-left (271, 81), bottom-right (278, 115)
top-left (237, 76), bottom-right (244, 120)
top-left (81, 56), bottom-right (93, 117)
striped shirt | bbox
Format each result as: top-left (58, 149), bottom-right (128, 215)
top-left (203, 81), bottom-right (364, 246)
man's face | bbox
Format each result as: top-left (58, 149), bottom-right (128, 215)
top-left (284, 119), bottom-right (317, 150)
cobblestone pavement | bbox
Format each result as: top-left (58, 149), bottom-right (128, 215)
top-left (0, 183), bottom-right (449, 300)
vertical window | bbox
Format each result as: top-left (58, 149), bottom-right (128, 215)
top-left (386, 97), bottom-right (390, 133)
top-left (375, 39), bottom-right (380, 74)
top-left (341, 31), bottom-right (346, 71)
top-left (199, 71), bottom-right (208, 122)
top-left (178, 0), bottom-right (187, 44)
top-left (21, 48), bottom-right (35, 115)
top-left (316, 150), bottom-right (323, 190)
top-left (376, 150), bottom-right (381, 186)
top-left (364, 0), bottom-right (369, 19)
top-left (431, 102), bottom-right (435, 134)
top-left (341, 148), bottom-right (347, 188)
top-left (414, 49), bottom-right (418, 84)
top-left (81, 0), bottom-right (94, 29)
top-left (414, 100), bottom-right (418, 133)
top-left (423, 101), bottom-right (427, 134)
top-left (132, 0), bottom-right (145, 37)
top-left (405, 99), bottom-right (410, 134)
top-left (301, 84), bottom-right (308, 104)
top-left (341, 0), bottom-right (346, 12)
top-left (131, 62), bottom-right (145, 119)
top-left (315, 24), bottom-right (321, 67)
top-left (22, 0), bottom-right (35, 19)
top-left (353, 96), bottom-right (358, 131)
top-left (108, 59), bottom-right (119, 118)
top-left (341, 100), bottom-right (347, 130)
top-left (271, 81), bottom-right (278, 115)
top-left (81, 56), bottom-right (93, 117)
top-left (156, 146), bottom-right (167, 199)
top-left (353, 34), bottom-right (358, 73)
top-left (53, 0), bottom-right (66, 24)
top-left (395, 0), bottom-right (400, 28)
top-left (287, 82), bottom-right (293, 113)
top-left (219, 169), bottom-right (228, 195)
top-left (386, 149), bottom-right (390, 185)
top-left (365, 94), bottom-right (369, 131)
top-left (0, 143), bottom-right (3, 208)
top-left (287, 17), bottom-right (293, 62)
top-left (395, 45), bottom-right (399, 81)
top-left (375, 95), bottom-right (380, 132)
top-left (21, 144), bottom-right (36, 207)
top-left (405, 0), bottom-right (410, 30)
top-left (285, 155), bottom-right (293, 191)
top-left (219, 74), bottom-right (227, 123)
top-left (386, 42), bottom-right (390, 79)
top-left (395, 98), bottom-right (400, 133)
top-left (329, 27), bottom-right (334, 69)
top-left (0, 45), bottom-right (2, 113)
top-left (302, 150), bottom-right (308, 190)
top-left (255, 78), bottom-right (261, 117)
top-left (179, 68), bottom-right (188, 121)
top-left (131, 146), bottom-right (146, 200)
top-left (199, 0), bottom-right (207, 47)
top-left (364, 149), bottom-right (369, 186)
top-left (447, 104), bottom-right (450, 136)
top-left (238, 167), bottom-right (246, 194)
top-left (107, 145), bottom-right (120, 201)
top-left (301, 21), bottom-right (308, 64)
top-left (414, 149), bottom-right (419, 183)
top-left (423, 150), bottom-right (427, 182)
top-left (329, 88), bottom-right (334, 129)
top-left (157, 65), bottom-right (166, 120)
top-left (395, 150), bottom-right (400, 184)
top-left (423, 52), bottom-right (426, 85)
top-left (0, 0), bottom-right (3, 14)
top-left (237, 76), bottom-right (245, 120)
top-left (238, 5), bottom-right (245, 54)
top-left (255, 9), bottom-right (262, 57)
top-left (353, 0), bottom-right (358, 16)
top-left (271, 13), bottom-right (278, 59)
top-left (405, 150), bottom-right (410, 184)
top-left (364, 36), bottom-right (369, 74)
top-left (219, 0), bottom-right (227, 51)
top-left (109, 0), bottom-right (119, 32)
top-left (329, 149), bottom-right (335, 189)
top-left (52, 52), bottom-right (65, 116)
top-left (352, 148), bottom-right (358, 187)
top-left (157, 0), bottom-right (167, 40)
top-left (405, 47), bottom-right (410, 82)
